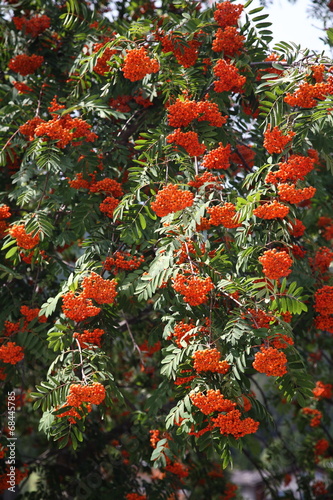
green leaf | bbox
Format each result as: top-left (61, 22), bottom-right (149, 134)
top-left (58, 435), bottom-right (69, 449)
top-left (138, 212), bottom-right (147, 230)
top-left (327, 28), bottom-right (333, 44)
top-left (5, 246), bottom-right (18, 259)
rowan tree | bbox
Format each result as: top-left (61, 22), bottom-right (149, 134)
top-left (0, 0), bottom-right (333, 499)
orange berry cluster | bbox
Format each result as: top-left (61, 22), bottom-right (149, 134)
top-left (311, 64), bottom-right (325, 83)
top-left (0, 342), bottom-right (24, 364)
top-left (263, 125), bottom-right (295, 154)
top-left (174, 240), bottom-right (197, 265)
top-left (242, 100), bottom-right (259, 118)
top-left (139, 340), bottom-right (161, 357)
top-left (277, 183), bottom-right (316, 204)
top-left (133, 91), bottom-right (153, 108)
top-left (33, 115), bottom-right (98, 149)
top-left (202, 57), bottom-right (212, 74)
top-left (151, 184), bottom-right (194, 217)
top-left (13, 15), bottom-right (50, 37)
top-left (109, 94), bottom-right (131, 112)
top-left (289, 218), bottom-right (306, 237)
top-left (73, 328), bottom-right (105, 349)
top-left (315, 281), bottom-right (333, 331)
top-left (13, 81), bottom-right (33, 94)
top-left (149, 430), bottom-right (187, 480)
top-left (122, 47), bottom-right (159, 82)
top-left (207, 202), bottom-right (241, 228)
top-left (317, 217), bottom-right (333, 228)
top-left (19, 116), bottom-right (45, 140)
top-left (172, 274), bottom-right (214, 306)
top-left (308, 147), bottom-right (320, 163)
top-left (0, 467), bottom-right (28, 495)
top-left (103, 252), bottom-right (144, 272)
top-left (173, 320), bottom-right (197, 348)
top-left (230, 144), bottom-right (256, 168)
top-left (257, 53), bottom-right (285, 81)
top-left (62, 291), bottom-right (101, 322)
top-left (313, 247), bottom-right (333, 274)
top-left (8, 224), bottom-right (39, 250)
top-left (213, 58), bottom-right (246, 93)
top-left (93, 44), bottom-right (117, 75)
top-left (125, 494), bottom-right (147, 500)
top-left (223, 483), bottom-right (238, 500)
top-left (265, 154), bottom-right (315, 184)
top-left (0, 220), bottom-right (8, 238)
top-left (68, 172), bottom-right (92, 190)
top-left (323, 225), bottom-right (333, 241)
top-left (166, 129), bottom-right (206, 157)
top-left (253, 346), bottom-right (287, 376)
top-left (56, 405), bottom-right (92, 424)
top-left (190, 389), bottom-right (236, 415)
top-left (168, 98), bottom-right (227, 128)
top-left (315, 314), bottom-right (333, 334)
top-left (212, 409), bottom-right (259, 439)
top-left (314, 285), bottom-right (333, 315)
top-left (89, 178), bottom-right (123, 197)
top-left (0, 205), bottom-right (11, 220)
top-left (81, 272), bottom-right (118, 304)
top-left (167, 98), bottom-right (200, 127)
top-left (3, 320), bottom-right (19, 337)
top-left (317, 216), bottom-right (333, 241)
top-left (284, 81), bottom-right (333, 108)
top-left (57, 383), bottom-right (106, 423)
top-left (247, 308), bottom-right (274, 329)
top-left (8, 54), bottom-right (44, 76)
top-left (268, 334), bottom-right (294, 349)
top-left (197, 100), bottom-right (228, 127)
top-left (20, 305), bottom-right (46, 324)
top-left (165, 461), bottom-right (189, 478)
top-left (212, 26), bottom-right (245, 56)
top-left (188, 171), bottom-right (219, 190)
top-left (189, 422), bottom-right (214, 438)
top-left (312, 381), bottom-right (332, 399)
top-left (214, 2), bottom-right (243, 28)
top-left (193, 348), bottom-right (230, 373)
top-left (202, 143), bottom-right (231, 170)
top-left (48, 96), bottom-right (66, 115)
top-left (149, 429), bottom-right (160, 448)
top-left (99, 196), bottom-right (120, 218)
top-left (315, 438), bottom-right (329, 458)
top-left (311, 481), bottom-right (328, 496)
top-left (174, 371), bottom-right (196, 386)
top-left (196, 217), bottom-right (212, 232)
top-left (281, 311), bottom-right (293, 323)
top-left (158, 32), bottom-right (200, 68)
top-left (253, 200), bottom-right (289, 219)
top-left (292, 244), bottom-right (306, 259)
top-left (66, 382), bottom-right (106, 406)
top-left (258, 248), bottom-right (293, 280)
top-left (302, 407), bottom-right (322, 427)
top-left (241, 394), bottom-right (253, 412)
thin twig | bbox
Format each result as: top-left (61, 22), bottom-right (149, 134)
top-left (184, 240), bottom-right (195, 274)
top-left (0, 129), bottom-right (20, 155)
top-left (194, 156), bottom-right (199, 175)
top-left (74, 337), bottom-right (88, 383)
top-left (122, 315), bottom-right (145, 367)
top-left (242, 448), bottom-right (278, 498)
top-left (36, 171), bottom-right (50, 211)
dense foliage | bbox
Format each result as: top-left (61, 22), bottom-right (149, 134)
top-left (1, 0), bottom-right (333, 498)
